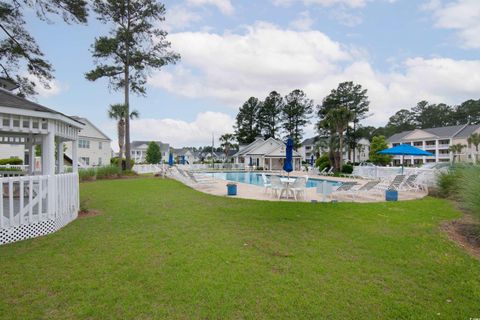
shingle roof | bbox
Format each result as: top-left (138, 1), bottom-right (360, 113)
top-left (388, 124), bottom-right (480, 142)
top-left (0, 88), bottom-right (83, 126)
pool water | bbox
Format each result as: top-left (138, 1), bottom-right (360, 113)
top-left (204, 172), bottom-right (341, 188)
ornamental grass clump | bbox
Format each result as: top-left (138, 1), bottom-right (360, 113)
top-left (96, 165), bottom-right (122, 180)
top-left (458, 165), bottom-right (480, 218)
top-left (79, 168), bottom-right (96, 182)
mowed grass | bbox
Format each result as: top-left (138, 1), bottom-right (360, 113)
top-left (1, 178), bottom-right (480, 319)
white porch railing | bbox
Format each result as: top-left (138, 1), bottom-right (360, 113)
top-left (133, 164), bottom-right (165, 174)
top-left (0, 172), bottom-right (79, 245)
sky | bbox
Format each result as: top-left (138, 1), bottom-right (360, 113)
top-left (23, 0), bottom-right (480, 149)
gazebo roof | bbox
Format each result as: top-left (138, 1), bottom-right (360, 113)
top-left (0, 88), bottom-right (83, 127)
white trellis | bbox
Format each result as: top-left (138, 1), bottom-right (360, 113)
top-left (0, 89), bottom-right (83, 245)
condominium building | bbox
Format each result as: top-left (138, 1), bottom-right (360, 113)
top-left (387, 124), bottom-right (480, 165)
top-left (300, 136), bottom-right (370, 163)
top-left (130, 141), bottom-right (170, 163)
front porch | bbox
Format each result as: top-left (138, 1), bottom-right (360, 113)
top-left (1, 89), bottom-right (83, 245)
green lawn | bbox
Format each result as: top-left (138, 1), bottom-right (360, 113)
top-left (1, 178), bottom-right (480, 319)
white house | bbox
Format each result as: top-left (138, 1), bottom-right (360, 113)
top-left (64, 116), bottom-right (111, 167)
top-left (233, 137), bottom-right (302, 170)
top-left (1, 88), bottom-right (81, 245)
top-left (130, 141), bottom-right (170, 163)
top-left (387, 124), bottom-right (480, 165)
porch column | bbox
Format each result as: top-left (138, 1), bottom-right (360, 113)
top-left (57, 139), bottom-right (64, 174)
top-left (72, 140), bottom-right (78, 173)
top-left (269, 158), bottom-right (272, 171)
top-left (28, 135), bottom-right (35, 175)
top-left (42, 121), bottom-right (55, 218)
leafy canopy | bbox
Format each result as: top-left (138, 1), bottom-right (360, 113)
top-left (369, 136), bottom-right (391, 165)
top-left (146, 141), bottom-right (162, 164)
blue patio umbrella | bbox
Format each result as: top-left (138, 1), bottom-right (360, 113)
top-left (377, 144), bottom-right (433, 173)
top-left (283, 137), bottom-right (294, 176)
top-left (310, 154), bottom-right (315, 167)
top-left (168, 153), bottom-right (174, 166)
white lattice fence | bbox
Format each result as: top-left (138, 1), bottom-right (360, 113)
top-left (0, 172), bottom-right (79, 245)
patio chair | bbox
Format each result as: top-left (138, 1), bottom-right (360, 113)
top-left (290, 177), bottom-right (307, 200)
top-left (325, 167), bottom-right (334, 176)
top-left (261, 173), bottom-right (271, 193)
top-left (376, 175), bottom-right (406, 192)
top-left (330, 182), bottom-right (358, 201)
top-left (269, 175), bottom-right (288, 199)
top-left (402, 174), bottom-right (420, 191)
top-left (345, 180), bottom-right (381, 201)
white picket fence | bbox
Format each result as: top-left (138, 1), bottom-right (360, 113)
top-left (0, 172), bottom-right (79, 245)
top-left (133, 164), bottom-right (165, 174)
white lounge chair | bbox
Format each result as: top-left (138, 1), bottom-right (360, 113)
top-left (290, 177), bottom-right (307, 200)
top-left (261, 173), bottom-right (271, 193)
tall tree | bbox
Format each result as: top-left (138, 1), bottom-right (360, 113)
top-left (320, 82), bottom-right (369, 161)
top-left (107, 103), bottom-right (139, 170)
top-left (0, 0), bottom-right (88, 96)
top-left (454, 99), bottom-right (480, 125)
top-left (384, 109), bottom-right (417, 136)
top-left (412, 101), bottom-right (454, 128)
top-left (86, 0), bottom-right (180, 170)
top-left (219, 133), bottom-right (236, 162)
top-left (467, 133), bottom-right (480, 163)
top-left (145, 141), bottom-right (161, 164)
top-left (258, 91), bottom-right (284, 139)
top-left (282, 89), bottom-right (314, 148)
top-left (369, 136), bottom-right (391, 166)
top-left (234, 97), bottom-right (261, 144)
top-left (322, 107), bottom-right (354, 171)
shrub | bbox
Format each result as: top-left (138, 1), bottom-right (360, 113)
top-left (96, 165), bottom-right (121, 179)
top-left (79, 168), bottom-right (96, 182)
top-left (0, 158), bottom-right (23, 165)
top-left (315, 154), bottom-right (330, 170)
top-left (341, 164), bottom-right (353, 174)
top-left (110, 157), bottom-right (135, 168)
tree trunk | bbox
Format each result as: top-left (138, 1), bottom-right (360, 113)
top-left (117, 121), bottom-right (123, 171)
top-left (352, 121), bottom-right (357, 164)
top-left (338, 130), bottom-right (344, 172)
top-left (124, 1), bottom-right (132, 171)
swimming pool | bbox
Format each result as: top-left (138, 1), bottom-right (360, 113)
top-left (203, 172), bottom-right (341, 188)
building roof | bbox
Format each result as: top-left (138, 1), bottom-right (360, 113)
top-left (233, 137), bottom-right (301, 158)
top-left (71, 116), bottom-right (111, 141)
top-left (0, 88), bottom-right (83, 126)
top-left (388, 124), bottom-right (480, 143)
top-left (131, 141), bottom-right (170, 151)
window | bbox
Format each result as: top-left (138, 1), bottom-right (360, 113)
top-left (413, 141), bottom-right (423, 147)
top-left (78, 139), bottom-right (90, 149)
top-left (99, 142), bottom-right (103, 150)
top-left (80, 157), bottom-right (90, 165)
top-left (98, 157), bottom-right (102, 165)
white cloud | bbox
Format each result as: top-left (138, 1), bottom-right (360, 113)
top-left (123, 111), bottom-right (235, 148)
top-left (289, 11), bottom-right (315, 30)
top-left (149, 22), bottom-right (480, 127)
top-left (424, 0), bottom-right (480, 48)
top-left (164, 5), bottom-right (202, 31)
top-left (272, 0), bottom-right (369, 8)
top-left (186, 0), bottom-right (234, 15)
top-left (25, 74), bottom-right (66, 98)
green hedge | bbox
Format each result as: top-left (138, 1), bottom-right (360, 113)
top-left (79, 165), bottom-right (122, 182)
top-left (0, 158), bottom-right (23, 165)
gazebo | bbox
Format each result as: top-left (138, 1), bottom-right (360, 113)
top-left (0, 88), bottom-right (83, 245)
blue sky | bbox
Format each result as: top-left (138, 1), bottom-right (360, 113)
top-left (24, 0), bottom-right (480, 148)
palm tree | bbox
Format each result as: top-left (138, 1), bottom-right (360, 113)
top-left (323, 107), bottom-right (354, 171)
top-left (448, 143), bottom-right (466, 164)
top-left (219, 133), bottom-right (236, 162)
top-left (467, 133), bottom-right (480, 163)
top-left (108, 104), bottom-right (139, 170)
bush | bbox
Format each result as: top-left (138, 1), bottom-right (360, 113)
top-left (0, 158), bottom-right (23, 165)
top-left (341, 164), bottom-right (353, 174)
top-left (96, 165), bottom-right (122, 180)
top-left (110, 157), bottom-right (135, 168)
top-left (79, 168), bottom-right (96, 182)
top-left (315, 154), bottom-right (330, 171)
top-left (437, 165), bottom-right (480, 218)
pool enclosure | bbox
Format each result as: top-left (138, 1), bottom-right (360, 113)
top-left (0, 89), bottom-right (83, 245)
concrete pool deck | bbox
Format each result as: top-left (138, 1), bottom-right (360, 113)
top-left (169, 170), bottom-right (427, 203)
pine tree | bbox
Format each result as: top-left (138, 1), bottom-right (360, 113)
top-left (234, 97), bottom-right (261, 144)
top-left (281, 89), bottom-right (313, 148)
top-left (86, 0), bottom-right (180, 170)
top-left (258, 91), bottom-right (284, 139)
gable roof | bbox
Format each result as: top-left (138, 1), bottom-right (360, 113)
top-left (0, 88), bottom-right (83, 127)
top-left (131, 141), bottom-right (170, 151)
top-left (233, 138), bottom-right (265, 157)
top-left (388, 124), bottom-right (480, 143)
top-left (71, 116), bottom-right (111, 141)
